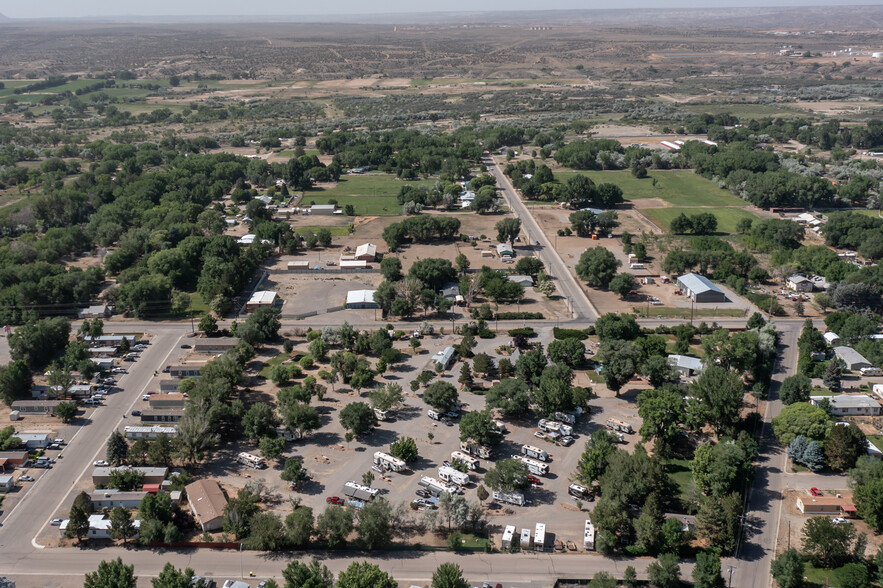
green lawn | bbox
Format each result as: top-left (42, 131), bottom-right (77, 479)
top-left (868, 436), bottom-right (883, 452)
top-left (300, 195), bottom-right (401, 215)
top-left (188, 292), bottom-right (210, 314)
top-left (311, 174), bottom-right (426, 197)
top-left (259, 353), bottom-right (290, 379)
top-left (664, 459), bottom-right (695, 508)
top-left (803, 563), bottom-right (861, 588)
top-left (634, 306), bottom-right (747, 318)
top-left (556, 170), bottom-right (747, 207)
top-left (642, 206), bottom-right (761, 235)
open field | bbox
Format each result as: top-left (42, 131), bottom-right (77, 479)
top-left (299, 194), bottom-right (402, 215)
top-left (312, 175), bottom-right (425, 197)
top-left (642, 206), bottom-right (762, 235)
top-left (556, 170), bottom-right (748, 207)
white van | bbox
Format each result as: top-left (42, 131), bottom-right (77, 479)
top-left (427, 409), bottom-right (441, 421)
top-left (629, 263), bottom-right (644, 270)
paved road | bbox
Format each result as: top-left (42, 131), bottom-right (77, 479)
top-left (485, 155), bottom-right (598, 321)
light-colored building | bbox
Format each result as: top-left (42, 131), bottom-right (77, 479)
top-left (15, 433), bottom-right (50, 449)
top-left (159, 380), bottom-right (179, 393)
top-left (354, 243), bottom-right (377, 261)
top-left (813, 394), bottom-right (881, 417)
top-left (497, 243), bottom-right (514, 259)
top-left (287, 260), bottom-right (310, 269)
top-left (193, 338), bottom-right (240, 354)
top-left (10, 401), bottom-right (62, 415)
top-left (90, 358), bottom-right (115, 370)
top-left (667, 355), bottom-right (704, 378)
top-left (834, 346), bottom-right (872, 371)
top-left (677, 273), bottom-right (726, 303)
top-left (124, 425), bottom-right (178, 440)
top-left (60, 514), bottom-right (141, 539)
top-left (88, 347), bottom-right (118, 357)
top-left (186, 479), bottom-right (228, 532)
top-left (507, 275), bottom-right (533, 288)
top-left (148, 394), bottom-right (187, 410)
top-left (92, 466), bottom-right (168, 486)
top-left (345, 290), bottom-right (379, 309)
top-left (78, 305), bottom-right (112, 319)
top-left (168, 366), bottom-right (202, 378)
top-left (90, 490), bottom-right (148, 510)
top-left (786, 275), bottom-right (814, 292)
top-left (796, 495), bottom-right (856, 516)
top-left (824, 332), bottom-right (841, 346)
top-left (431, 346), bottom-right (457, 370)
top-left (244, 290), bottom-right (278, 312)
top-left (140, 409), bottom-right (185, 424)
top-left (339, 260), bottom-right (367, 269)
top-left (81, 335), bottom-right (138, 346)
top-left (0, 475), bottom-right (13, 493)
top-left (310, 204), bottom-right (336, 215)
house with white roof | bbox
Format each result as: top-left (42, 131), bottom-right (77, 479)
top-left (677, 273), bottom-right (726, 303)
top-left (345, 290), bottom-right (379, 309)
top-left (245, 291), bottom-right (278, 312)
top-left (834, 346), bottom-right (873, 371)
top-left (812, 394), bottom-right (881, 416)
top-left (354, 243), bottom-right (377, 261)
top-left (668, 355), bottom-right (704, 378)
top-left (787, 275), bottom-right (814, 292)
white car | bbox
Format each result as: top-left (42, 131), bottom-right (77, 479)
top-left (111, 367), bottom-right (126, 374)
top-left (49, 518), bottom-right (63, 526)
top-left (832, 518), bottom-right (849, 525)
top-left (18, 475), bottom-right (34, 482)
top-left (93, 460), bottom-right (109, 467)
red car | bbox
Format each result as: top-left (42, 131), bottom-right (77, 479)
top-left (527, 475), bottom-right (541, 485)
top-left (326, 496), bottom-right (345, 505)
top-left (810, 488), bottom-right (823, 497)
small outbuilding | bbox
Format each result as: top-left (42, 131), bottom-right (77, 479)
top-left (667, 355), bottom-right (704, 378)
top-left (431, 346), bottom-right (457, 370)
top-left (507, 275), bottom-right (533, 288)
top-left (345, 290), bottom-right (379, 309)
top-left (796, 495), bottom-right (856, 516)
top-left (78, 305), bottom-right (112, 319)
top-left (310, 204), bottom-right (336, 215)
top-left (497, 243), bottom-right (515, 260)
top-left (244, 290), bottom-right (278, 312)
top-left (824, 332), bottom-right (841, 346)
top-left (0, 475), bottom-right (14, 493)
top-left (354, 243), bottom-right (377, 261)
top-left (677, 273), bottom-right (726, 303)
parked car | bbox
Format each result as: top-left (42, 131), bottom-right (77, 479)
top-left (112, 368), bottom-right (126, 374)
top-left (326, 496), bottom-right (344, 505)
top-left (48, 443), bottom-right (61, 450)
top-left (18, 475), bottom-right (34, 482)
top-left (49, 518), bottom-right (63, 526)
top-left (131, 410), bottom-right (142, 417)
top-left (810, 487), bottom-right (822, 497)
top-left (371, 464), bottom-right (383, 474)
top-left (560, 436), bottom-right (575, 447)
top-left (832, 518), bottom-right (849, 525)
top-left (93, 460), bottom-right (109, 467)
top-left (527, 475), bottom-right (541, 486)
top-left (53, 438), bottom-right (64, 445)
top-left (181, 344), bottom-right (191, 349)
top-left (416, 489), bottom-right (430, 498)
top-left (534, 431), bottom-right (547, 440)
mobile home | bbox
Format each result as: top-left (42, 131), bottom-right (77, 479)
top-left (521, 444), bottom-right (549, 462)
top-left (373, 452), bottom-right (406, 472)
top-left (438, 466), bottom-right (470, 486)
top-left (534, 523), bottom-right (546, 552)
top-left (501, 525), bottom-right (516, 549)
top-left (450, 451), bottom-right (479, 470)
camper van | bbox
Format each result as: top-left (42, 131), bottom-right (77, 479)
top-left (438, 466), bottom-right (470, 486)
top-left (521, 444), bottom-right (549, 462)
top-left (343, 481), bottom-right (379, 501)
top-left (584, 519), bottom-right (595, 551)
top-left (492, 490), bottom-right (526, 506)
top-left (501, 525), bottom-right (516, 549)
top-left (629, 263), bottom-right (644, 270)
top-left (569, 483), bottom-right (592, 500)
top-left (605, 418), bottom-right (633, 434)
top-left (373, 452), bottom-right (406, 472)
top-left (516, 456), bottom-right (549, 476)
top-left (419, 476), bottom-right (461, 496)
top-left (534, 523), bottom-right (546, 552)
top-left (236, 452), bottom-right (266, 469)
top-left (427, 409), bottom-right (441, 421)
top-left (554, 411), bottom-right (577, 425)
top-left (450, 451), bottom-right (480, 470)
top-left (860, 367), bottom-right (883, 377)
top-left (538, 419), bottom-right (573, 437)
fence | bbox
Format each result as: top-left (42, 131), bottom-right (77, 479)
top-left (147, 541), bottom-right (240, 549)
top-left (271, 268), bottom-right (381, 275)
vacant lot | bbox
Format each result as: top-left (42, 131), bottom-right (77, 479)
top-left (642, 206), bottom-right (762, 235)
top-left (556, 170), bottom-right (747, 207)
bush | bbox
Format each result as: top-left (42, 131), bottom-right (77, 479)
top-left (495, 312), bottom-right (544, 320)
top-left (553, 327), bottom-right (589, 340)
top-left (507, 327), bottom-right (536, 337)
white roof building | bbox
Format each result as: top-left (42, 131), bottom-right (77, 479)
top-left (813, 394), bottom-right (881, 416)
top-left (345, 290), bottom-right (379, 309)
top-left (354, 243), bottom-right (377, 260)
top-left (245, 291), bottom-right (278, 312)
top-left (237, 234), bottom-right (256, 245)
top-left (834, 346), bottom-right (873, 371)
top-left (824, 332), bottom-right (840, 345)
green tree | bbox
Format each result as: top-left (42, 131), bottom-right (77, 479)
top-left (691, 441), bottom-right (753, 497)
top-left (770, 549), bottom-right (804, 588)
top-left (595, 339), bottom-right (640, 394)
top-left (106, 430), bottom-right (128, 466)
top-left (317, 505), bottom-right (354, 548)
top-left (826, 423), bottom-right (867, 471)
top-left (109, 507), bottom-right (137, 544)
top-left (840, 564), bottom-right (869, 588)
top-left (638, 388), bottom-right (686, 451)
top-left (802, 517), bottom-right (857, 568)
top-left (577, 429), bottom-right (619, 484)
top-left (357, 498), bottom-right (393, 549)
top-left (66, 504), bottom-right (90, 542)
top-left (0, 359), bottom-right (33, 406)
top-left (532, 364), bottom-right (576, 415)
top-left (588, 572), bottom-right (617, 588)
top-left (693, 551), bottom-right (725, 588)
top-left (390, 437), bottom-right (418, 462)
top-left (642, 355), bottom-right (678, 389)
top-left (431, 562), bottom-right (468, 588)
top-left (780, 374), bottom-right (812, 406)
top-left (339, 402), bottom-right (376, 437)
top-left (695, 493), bottom-right (742, 552)
top-left (244, 512), bottom-right (289, 551)
top-left (854, 479), bottom-right (883, 531)
top-left (423, 381), bottom-right (459, 412)
top-left (548, 338), bottom-right (585, 368)
top-left (243, 402), bottom-right (279, 441)
top-left (647, 553), bottom-right (681, 588)
top-left (772, 402), bottom-right (832, 445)
top-left (690, 366), bottom-right (743, 437)
top-left (495, 218), bottom-right (522, 245)
top-left (335, 562), bottom-right (397, 588)
top-left (380, 257), bottom-right (403, 281)
top-left (56, 400), bottom-right (78, 423)
top-left (486, 378), bottom-right (531, 417)
top-left (575, 247), bottom-right (621, 288)
top-left (368, 383), bottom-right (404, 412)
top-left (458, 363), bottom-right (474, 390)
top-left (459, 410), bottom-right (503, 447)
top-left (260, 436), bottom-right (286, 462)
top-left (623, 567), bottom-right (638, 588)
top-left (84, 558), bottom-right (136, 588)
top-left (281, 457), bottom-right (310, 489)
top-left (824, 359), bottom-right (842, 391)
top-left (283, 558), bottom-right (333, 588)
top-left (285, 506), bottom-right (315, 548)
top-left (283, 401), bottom-right (320, 437)
top-left (198, 314), bottom-right (218, 336)
top-left (484, 458), bottom-right (529, 492)
top-left (152, 563), bottom-right (196, 588)
top-left (609, 273), bottom-right (636, 298)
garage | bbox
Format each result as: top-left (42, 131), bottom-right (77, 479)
top-left (677, 273), bottom-right (727, 303)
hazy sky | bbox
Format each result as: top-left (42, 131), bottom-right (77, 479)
top-left (1, 0), bottom-right (875, 19)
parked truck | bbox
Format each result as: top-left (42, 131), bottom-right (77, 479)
top-left (605, 418), bottom-right (633, 434)
top-left (419, 476), bottom-right (460, 497)
top-left (538, 419), bottom-right (573, 437)
top-left (521, 444), bottom-right (549, 462)
top-left (373, 451), bottom-right (406, 472)
top-left (459, 440), bottom-right (492, 459)
top-left (343, 481), bottom-right (378, 501)
top-left (450, 451), bottom-right (480, 470)
top-left (438, 466), bottom-right (470, 486)
top-left (493, 490), bottom-right (526, 506)
top-left (236, 452), bottom-right (266, 469)
top-left (516, 456), bottom-right (549, 476)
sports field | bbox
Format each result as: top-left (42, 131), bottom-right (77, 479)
top-left (642, 207), bottom-right (762, 235)
top-left (556, 170), bottom-right (747, 207)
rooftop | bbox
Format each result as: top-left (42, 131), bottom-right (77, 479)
top-left (186, 479), bottom-right (228, 523)
top-left (355, 243), bottom-right (377, 257)
top-left (346, 289), bottom-right (377, 305)
top-left (667, 354), bottom-right (704, 371)
top-left (247, 290), bottom-right (278, 305)
top-left (833, 346), bottom-right (871, 366)
top-left (193, 337), bottom-right (240, 348)
top-left (677, 273), bottom-right (724, 295)
top-left (830, 395), bottom-right (879, 409)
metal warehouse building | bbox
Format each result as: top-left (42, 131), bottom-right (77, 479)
top-left (676, 273), bottom-right (727, 303)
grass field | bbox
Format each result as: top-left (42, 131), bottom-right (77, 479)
top-left (312, 175), bottom-right (424, 197)
top-left (642, 206), bottom-right (761, 234)
top-left (300, 195), bottom-right (401, 215)
top-left (633, 306), bottom-right (747, 318)
top-left (556, 170), bottom-right (747, 207)
top-left (803, 563), bottom-right (857, 588)
top-left (664, 459), bottom-right (695, 508)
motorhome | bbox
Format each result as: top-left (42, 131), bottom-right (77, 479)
top-left (569, 483), bottom-right (592, 500)
top-left (419, 476), bottom-right (460, 496)
top-left (427, 409), bottom-right (441, 421)
top-left (605, 418), bottom-right (633, 434)
top-left (501, 525), bottom-right (516, 549)
top-left (554, 411), bottom-right (576, 425)
top-left (374, 408), bottom-right (390, 421)
top-left (584, 519), bottom-right (595, 551)
top-left (520, 528), bottom-right (532, 550)
top-left (450, 451), bottom-right (480, 470)
top-left (459, 440), bottom-right (492, 459)
top-left (438, 466), bottom-right (470, 486)
top-left (373, 452), bottom-right (406, 472)
top-left (492, 490), bottom-right (526, 506)
top-left (534, 523), bottom-right (546, 552)
top-left (343, 481), bottom-right (378, 501)
top-left (538, 419), bottom-right (573, 437)
top-left (236, 452), bottom-right (265, 469)
top-left (521, 444), bottom-right (549, 462)
top-left (516, 456), bottom-right (549, 476)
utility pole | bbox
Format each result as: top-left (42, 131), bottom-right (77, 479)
top-left (727, 566), bottom-right (735, 588)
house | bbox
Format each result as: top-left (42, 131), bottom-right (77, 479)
top-left (90, 490), bottom-right (148, 510)
top-left (676, 273), bottom-right (727, 303)
top-left (796, 495), bottom-right (856, 516)
top-left (834, 346), bottom-right (873, 371)
top-left (15, 433), bottom-right (50, 449)
top-left (60, 513), bottom-right (141, 540)
top-left (255, 195), bottom-right (273, 206)
top-left (81, 335), bottom-right (138, 346)
top-left (667, 355), bottom-right (704, 378)
top-left (497, 243), bottom-right (515, 259)
top-left (168, 366), bottom-right (202, 378)
top-left (140, 409), bottom-right (185, 424)
top-left (339, 260), bottom-right (367, 269)
top-left (439, 283), bottom-right (460, 300)
top-left (287, 260), bottom-right (310, 269)
top-left (0, 451), bottom-right (30, 470)
top-left (186, 479), bottom-right (228, 532)
top-left (78, 305), bottom-right (112, 319)
top-left (149, 393), bottom-right (186, 410)
top-left (193, 338), bottom-right (240, 354)
top-left (310, 204), bottom-right (336, 215)
top-left (90, 358), bottom-right (115, 371)
top-left (244, 290), bottom-right (278, 312)
top-left (92, 466), bottom-right (168, 486)
top-left (88, 347), bottom-right (118, 357)
top-left (810, 275), bottom-right (830, 291)
top-left (431, 346), bottom-right (457, 370)
top-left (10, 400), bottom-right (62, 415)
top-left (354, 243), bottom-right (377, 261)
top-left (507, 275), bottom-right (533, 288)
top-left (236, 234), bottom-right (257, 246)
top-left (824, 332), bottom-right (841, 346)
top-left (814, 395), bottom-right (881, 416)
top-left (124, 425), bottom-right (178, 440)
top-left (345, 290), bottom-right (379, 309)
top-left (0, 475), bottom-right (13, 493)
top-left (158, 380), bottom-right (179, 393)
top-left (786, 275), bottom-right (814, 292)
